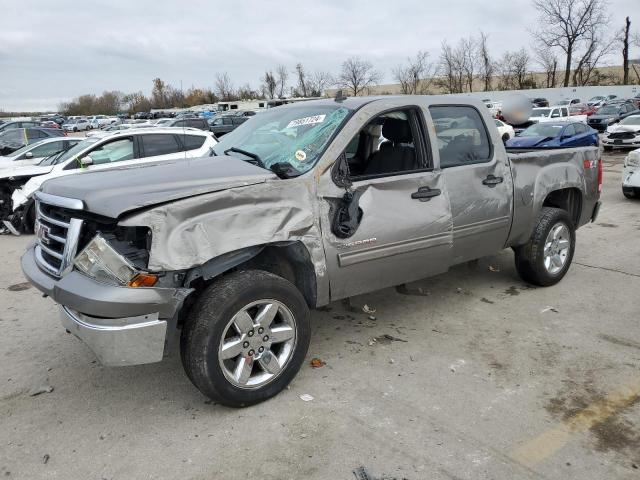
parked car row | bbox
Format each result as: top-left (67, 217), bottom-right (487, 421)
top-left (0, 128), bottom-right (217, 234)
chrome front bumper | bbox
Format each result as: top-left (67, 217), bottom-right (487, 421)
top-left (60, 306), bottom-right (167, 366)
top-left (21, 245), bottom-right (192, 366)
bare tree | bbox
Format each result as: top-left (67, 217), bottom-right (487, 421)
top-left (261, 71), bottom-right (277, 99)
top-left (534, 46), bottom-right (559, 87)
top-left (294, 63), bottom-right (308, 97)
top-left (477, 31), bottom-right (494, 91)
top-left (437, 41), bottom-right (463, 93)
top-left (276, 65), bottom-right (288, 98)
top-left (307, 71), bottom-right (333, 97)
top-left (498, 49), bottom-right (532, 90)
top-left (460, 37), bottom-right (477, 92)
top-left (337, 57), bottom-right (381, 96)
top-left (622, 16), bottom-right (631, 84)
top-left (572, 26), bottom-right (615, 85)
top-left (151, 78), bottom-right (168, 108)
top-left (392, 51), bottom-right (434, 94)
top-left (532, 0), bottom-right (609, 87)
top-left (215, 72), bottom-right (235, 101)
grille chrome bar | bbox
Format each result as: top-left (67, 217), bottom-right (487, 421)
top-left (34, 194), bottom-right (84, 277)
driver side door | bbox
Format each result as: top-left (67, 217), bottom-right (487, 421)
top-left (317, 103), bottom-right (453, 301)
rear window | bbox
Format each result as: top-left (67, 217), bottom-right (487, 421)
top-left (141, 134), bottom-right (182, 157)
top-left (181, 135), bottom-right (206, 150)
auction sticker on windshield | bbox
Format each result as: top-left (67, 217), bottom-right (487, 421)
top-left (286, 115), bottom-right (326, 129)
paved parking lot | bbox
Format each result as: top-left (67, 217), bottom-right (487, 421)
top-left (0, 150), bottom-right (639, 480)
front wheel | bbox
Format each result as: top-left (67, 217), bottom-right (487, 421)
top-left (513, 207), bottom-right (575, 286)
top-left (623, 187), bottom-right (637, 199)
top-left (181, 270), bottom-right (311, 407)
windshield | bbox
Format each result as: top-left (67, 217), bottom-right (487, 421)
top-left (45, 137), bottom-right (99, 165)
top-left (531, 108), bottom-right (551, 117)
top-left (520, 123), bottom-right (564, 137)
top-left (213, 104), bottom-right (351, 174)
top-left (597, 106), bottom-right (620, 115)
top-left (620, 116), bottom-right (640, 126)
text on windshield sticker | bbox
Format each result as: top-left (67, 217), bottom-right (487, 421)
top-left (286, 115), bottom-right (326, 129)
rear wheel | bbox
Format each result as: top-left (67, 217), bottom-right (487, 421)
top-left (181, 270), bottom-right (311, 407)
top-left (514, 207), bottom-right (575, 286)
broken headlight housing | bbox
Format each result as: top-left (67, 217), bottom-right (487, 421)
top-left (74, 235), bottom-right (138, 285)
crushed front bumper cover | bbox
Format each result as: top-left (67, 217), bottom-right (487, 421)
top-left (21, 245), bottom-right (191, 366)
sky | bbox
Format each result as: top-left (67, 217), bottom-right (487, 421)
top-left (0, 0), bottom-right (636, 111)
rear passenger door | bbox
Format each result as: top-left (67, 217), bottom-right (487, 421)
top-left (429, 105), bottom-right (513, 265)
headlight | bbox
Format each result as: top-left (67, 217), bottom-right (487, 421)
top-left (626, 155), bottom-right (640, 168)
top-left (74, 234), bottom-right (157, 287)
top-left (74, 235), bottom-right (138, 284)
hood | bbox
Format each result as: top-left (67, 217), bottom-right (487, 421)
top-left (607, 124), bottom-right (640, 134)
top-left (0, 163), bottom-right (54, 180)
top-left (39, 155), bottom-right (277, 218)
top-left (507, 135), bottom-right (556, 148)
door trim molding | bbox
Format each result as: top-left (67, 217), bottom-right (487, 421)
top-left (337, 232), bottom-right (451, 267)
top-left (452, 215), bottom-right (511, 240)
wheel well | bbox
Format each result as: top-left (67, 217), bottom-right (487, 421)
top-left (185, 242), bottom-right (318, 309)
top-left (240, 243), bottom-right (317, 308)
top-left (542, 188), bottom-right (582, 226)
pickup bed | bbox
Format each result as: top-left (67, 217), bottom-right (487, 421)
top-left (21, 95), bottom-right (602, 407)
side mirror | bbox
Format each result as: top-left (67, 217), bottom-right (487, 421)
top-left (80, 155), bottom-right (93, 167)
top-left (25, 152), bottom-right (34, 159)
top-left (331, 153), bottom-right (352, 188)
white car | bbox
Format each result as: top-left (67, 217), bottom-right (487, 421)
top-left (603, 115), bottom-right (640, 150)
top-left (0, 137), bottom-right (80, 167)
top-left (4, 128), bottom-right (217, 232)
top-left (622, 148), bottom-right (640, 199)
top-left (528, 106), bottom-right (588, 125)
top-left (494, 119), bottom-right (515, 142)
top-left (88, 115), bottom-right (114, 129)
top-left (62, 118), bottom-right (91, 132)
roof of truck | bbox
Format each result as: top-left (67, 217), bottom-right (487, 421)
top-left (275, 95), bottom-right (484, 111)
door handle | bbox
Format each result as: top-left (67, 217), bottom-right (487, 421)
top-left (482, 175), bottom-right (504, 188)
top-left (411, 187), bottom-right (441, 202)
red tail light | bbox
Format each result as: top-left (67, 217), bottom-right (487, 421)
top-left (597, 158), bottom-right (603, 194)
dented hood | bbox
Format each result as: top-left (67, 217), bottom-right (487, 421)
top-left (39, 155), bottom-right (277, 218)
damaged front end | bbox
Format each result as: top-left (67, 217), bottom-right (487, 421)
top-left (0, 177), bottom-right (31, 234)
top-left (21, 192), bottom-right (192, 366)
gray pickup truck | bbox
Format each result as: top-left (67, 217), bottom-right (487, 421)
top-left (21, 96), bottom-right (602, 407)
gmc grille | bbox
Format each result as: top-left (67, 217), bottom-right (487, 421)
top-left (34, 195), bottom-right (83, 277)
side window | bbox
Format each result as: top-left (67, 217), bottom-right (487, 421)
top-left (223, 117), bottom-right (233, 125)
top-left (141, 134), bottom-right (182, 157)
top-left (186, 120), bottom-right (203, 129)
top-left (172, 120), bottom-right (186, 128)
top-left (562, 108), bottom-right (569, 116)
top-left (181, 135), bottom-right (206, 150)
top-left (574, 123), bottom-right (586, 134)
top-left (429, 105), bottom-right (491, 168)
top-left (550, 109), bottom-right (560, 118)
top-left (342, 108), bottom-right (428, 178)
top-left (27, 129), bottom-right (47, 139)
top-left (562, 124), bottom-right (576, 137)
top-left (30, 141), bottom-right (64, 158)
top-left (87, 138), bottom-right (134, 165)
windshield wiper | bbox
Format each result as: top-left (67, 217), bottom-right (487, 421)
top-left (224, 147), bottom-right (266, 169)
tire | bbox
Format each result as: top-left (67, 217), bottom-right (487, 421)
top-left (73, 127), bottom-right (77, 132)
top-left (502, 133), bottom-right (510, 142)
top-left (513, 207), bottom-right (576, 287)
top-left (180, 270), bottom-right (311, 407)
top-left (623, 187), bottom-right (637, 199)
